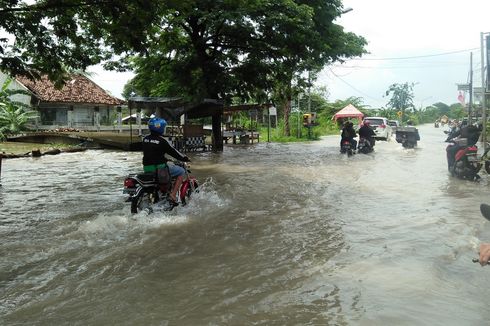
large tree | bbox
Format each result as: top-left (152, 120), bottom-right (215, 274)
top-left (1, 0), bottom-right (366, 137)
top-left (128, 0), bottom-right (367, 135)
top-left (0, 0), bottom-right (161, 85)
top-left (385, 82), bottom-right (416, 123)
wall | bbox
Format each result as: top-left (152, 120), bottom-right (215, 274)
top-left (0, 71), bottom-right (33, 106)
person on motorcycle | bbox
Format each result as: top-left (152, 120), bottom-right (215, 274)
top-left (446, 121), bottom-right (481, 170)
top-left (142, 117), bottom-right (190, 203)
top-left (358, 120), bottom-right (376, 148)
top-left (445, 120), bottom-right (461, 142)
top-left (340, 121), bottom-right (357, 151)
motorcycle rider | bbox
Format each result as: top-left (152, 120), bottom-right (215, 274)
top-left (446, 120), bottom-right (481, 170)
top-left (142, 117), bottom-right (190, 203)
top-left (358, 120), bottom-right (376, 149)
top-left (340, 121), bottom-right (357, 151)
top-left (445, 120), bottom-right (460, 142)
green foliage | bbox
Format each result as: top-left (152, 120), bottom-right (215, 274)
top-left (0, 78), bottom-right (37, 140)
top-left (121, 78), bottom-right (139, 99)
top-left (127, 1), bottom-right (366, 112)
top-left (432, 102), bottom-right (450, 116)
top-left (0, 1), bottom-right (163, 85)
top-left (385, 82), bottom-right (416, 121)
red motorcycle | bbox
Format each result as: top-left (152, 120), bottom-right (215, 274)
top-left (447, 141), bottom-right (481, 181)
top-left (123, 161), bottom-right (199, 214)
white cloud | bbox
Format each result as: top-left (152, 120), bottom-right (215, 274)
top-left (319, 0), bottom-right (490, 107)
top-left (87, 65), bottom-right (134, 99)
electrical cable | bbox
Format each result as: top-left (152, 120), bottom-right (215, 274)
top-left (328, 68), bottom-right (384, 103)
top-left (355, 47), bottom-right (480, 61)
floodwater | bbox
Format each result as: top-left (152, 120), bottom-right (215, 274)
top-left (1, 124), bottom-right (490, 325)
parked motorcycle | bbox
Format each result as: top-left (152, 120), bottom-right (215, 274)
top-left (357, 137), bottom-right (373, 154)
top-left (340, 140), bottom-right (354, 156)
top-left (123, 161), bottom-right (199, 214)
top-left (447, 140), bottom-right (481, 181)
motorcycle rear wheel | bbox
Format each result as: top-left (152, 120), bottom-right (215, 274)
top-left (131, 192), bottom-right (153, 214)
top-left (181, 180), bottom-right (199, 206)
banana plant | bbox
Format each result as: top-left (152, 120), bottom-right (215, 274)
top-left (0, 78), bottom-right (37, 140)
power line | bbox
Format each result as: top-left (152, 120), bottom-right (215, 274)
top-left (332, 63), bottom-right (468, 70)
top-left (355, 47), bottom-right (480, 61)
top-left (327, 68), bottom-right (384, 103)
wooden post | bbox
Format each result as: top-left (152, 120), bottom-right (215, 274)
top-left (0, 153), bottom-right (2, 186)
top-left (117, 106), bottom-right (122, 133)
top-left (136, 108), bottom-right (142, 136)
top-left (94, 106), bottom-right (100, 132)
top-left (67, 105), bottom-right (74, 128)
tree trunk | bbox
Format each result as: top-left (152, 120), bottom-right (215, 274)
top-left (211, 113), bottom-right (223, 152)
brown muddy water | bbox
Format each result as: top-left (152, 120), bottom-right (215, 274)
top-left (1, 124), bottom-right (490, 325)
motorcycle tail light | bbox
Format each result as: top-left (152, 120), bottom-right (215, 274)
top-left (124, 178), bottom-right (136, 188)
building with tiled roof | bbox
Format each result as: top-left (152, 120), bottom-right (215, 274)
top-left (0, 72), bottom-right (126, 130)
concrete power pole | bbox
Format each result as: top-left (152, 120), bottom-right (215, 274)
top-left (481, 33), bottom-right (488, 151)
top-left (469, 52), bottom-right (473, 124)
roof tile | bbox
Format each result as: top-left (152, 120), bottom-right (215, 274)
top-left (16, 74), bottom-right (125, 106)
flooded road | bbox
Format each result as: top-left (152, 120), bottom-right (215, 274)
top-left (2, 124), bottom-right (490, 325)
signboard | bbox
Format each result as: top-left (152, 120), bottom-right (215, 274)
top-left (474, 86), bottom-right (484, 94)
top-left (302, 112), bottom-right (317, 126)
top-left (457, 83), bottom-right (470, 91)
top-left (269, 107), bottom-right (277, 116)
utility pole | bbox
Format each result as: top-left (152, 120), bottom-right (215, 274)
top-left (481, 33), bottom-right (488, 151)
top-left (307, 71), bottom-right (312, 113)
top-left (297, 94), bottom-right (301, 138)
top-left (469, 52), bottom-right (473, 124)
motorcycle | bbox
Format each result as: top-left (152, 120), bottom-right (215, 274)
top-left (340, 140), bottom-right (354, 156)
top-left (395, 126), bottom-right (420, 149)
top-left (447, 140), bottom-right (481, 181)
top-left (123, 161), bottom-right (199, 214)
top-left (357, 137), bottom-right (373, 154)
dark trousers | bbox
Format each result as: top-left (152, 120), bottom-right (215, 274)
top-left (446, 144), bottom-right (461, 169)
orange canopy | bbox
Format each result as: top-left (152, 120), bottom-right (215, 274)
top-left (332, 104), bottom-right (364, 121)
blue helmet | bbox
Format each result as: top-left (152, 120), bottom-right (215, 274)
top-left (148, 117), bottom-right (167, 134)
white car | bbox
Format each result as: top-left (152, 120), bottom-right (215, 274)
top-left (363, 117), bottom-right (393, 140)
top-left (388, 120), bottom-right (400, 131)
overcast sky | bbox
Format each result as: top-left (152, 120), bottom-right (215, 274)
top-left (89, 0), bottom-right (490, 109)
top-left (320, 0), bottom-right (490, 108)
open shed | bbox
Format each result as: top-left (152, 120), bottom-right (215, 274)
top-left (332, 104), bottom-right (364, 123)
top-left (221, 103), bottom-right (271, 144)
top-left (128, 97), bottom-right (224, 151)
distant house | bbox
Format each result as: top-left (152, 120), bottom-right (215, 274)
top-left (0, 72), bottom-right (125, 130)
